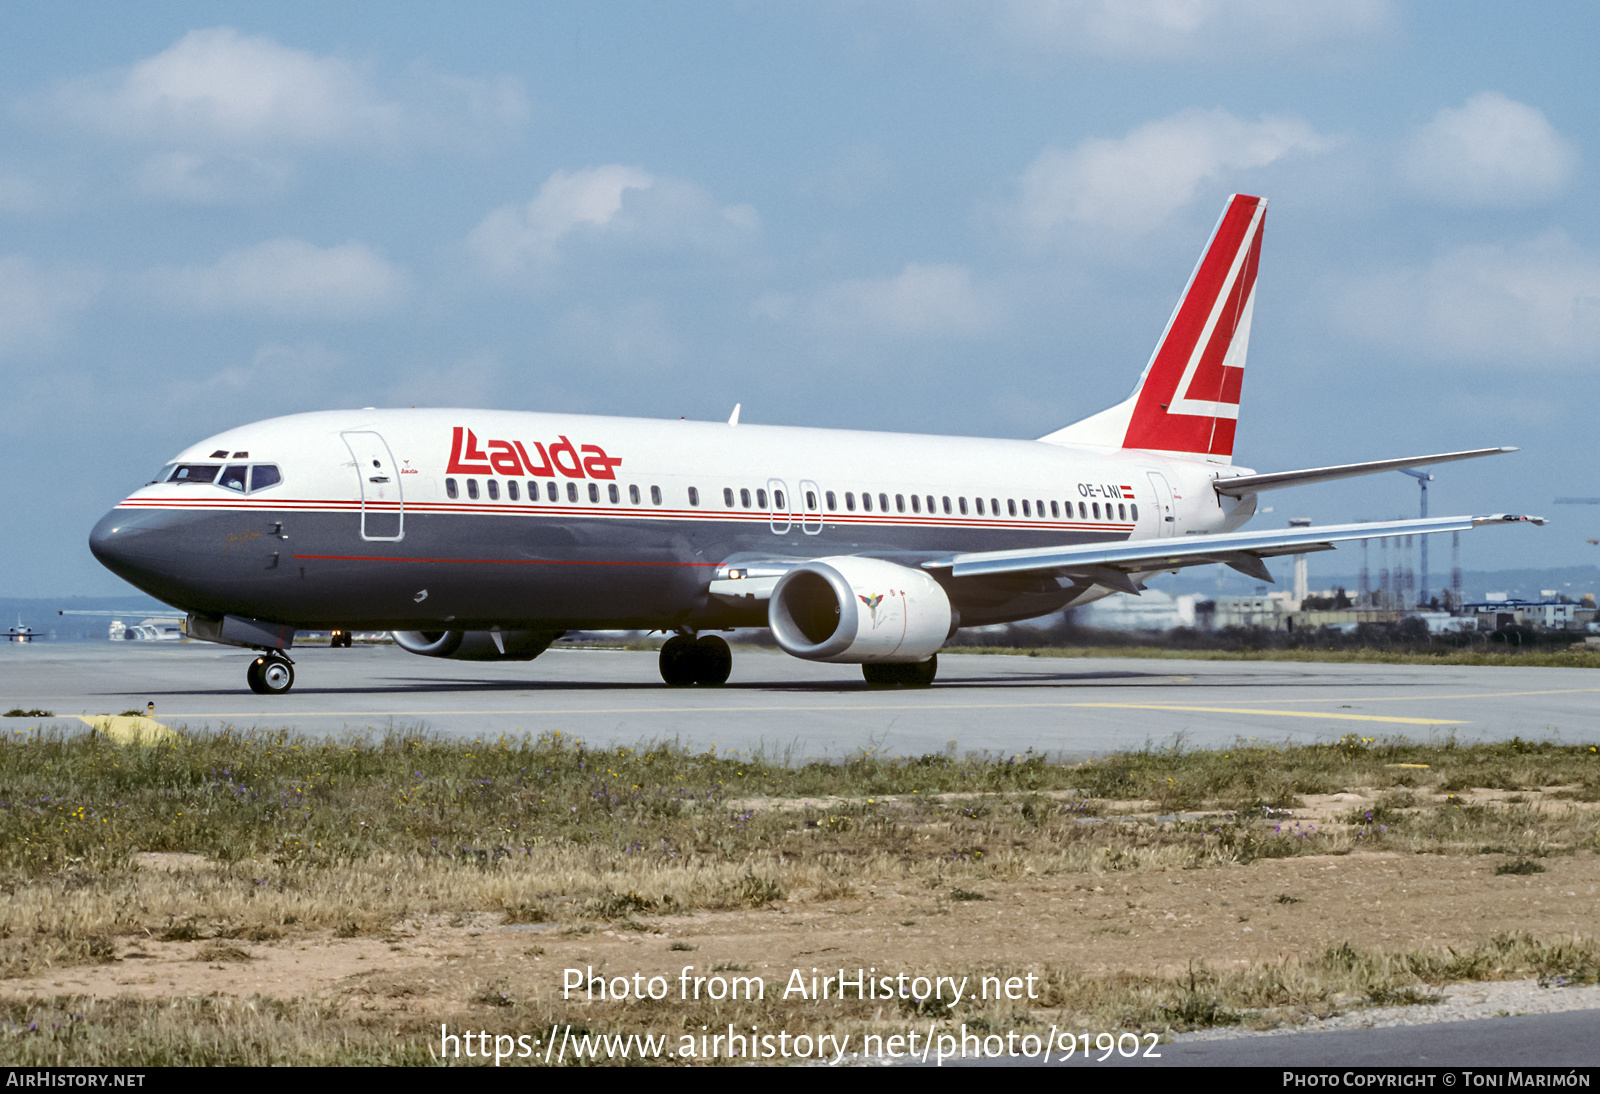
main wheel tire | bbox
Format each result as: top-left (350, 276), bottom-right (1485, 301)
top-left (691, 635), bottom-right (732, 686)
top-left (862, 663), bottom-right (900, 688)
top-left (247, 656), bottom-right (295, 695)
top-left (659, 635), bottom-right (696, 686)
top-left (862, 656), bottom-right (937, 688)
top-left (904, 654), bottom-right (937, 687)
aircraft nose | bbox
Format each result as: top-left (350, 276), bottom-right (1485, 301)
top-left (89, 510), bottom-right (138, 575)
top-left (89, 508), bottom-right (185, 595)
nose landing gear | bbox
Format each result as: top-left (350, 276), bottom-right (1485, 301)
top-left (247, 653), bottom-right (295, 695)
top-left (658, 634), bottom-right (733, 686)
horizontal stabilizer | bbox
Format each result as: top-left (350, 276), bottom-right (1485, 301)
top-left (1213, 447), bottom-right (1515, 496)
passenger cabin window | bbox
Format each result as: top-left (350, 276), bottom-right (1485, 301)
top-left (825, 491), bottom-right (836, 510)
top-left (629, 484), bottom-right (640, 504)
top-left (975, 498), bottom-right (984, 515)
top-left (687, 487), bottom-right (700, 506)
top-left (651, 485), bottom-right (662, 505)
top-left (910, 494), bottom-right (920, 513)
top-left (487, 479), bottom-right (500, 500)
top-left (756, 489), bottom-right (768, 508)
top-left (1008, 499), bottom-right (1017, 517)
top-left (724, 488), bottom-right (735, 507)
top-left (957, 497), bottom-right (966, 515)
top-left (1050, 500), bottom-right (1059, 518)
top-left (446, 478), bottom-right (458, 499)
top-left (1092, 502), bottom-right (1101, 519)
top-left (508, 480), bottom-right (519, 501)
top-left (926, 495), bottom-right (935, 513)
top-left (1020, 499), bottom-right (1029, 517)
top-left (861, 493), bottom-right (872, 512)
top-left (609, 484), bottom-right (620, 503)
top-left (547, 482), bottom-right (559, 502)
top-left (467, 479), bottom-right (480, 500)
top-left (567, 482), bottom-right (578, 502)
top-left (1130, 503), bottom-right (1139, 520)
top-left (845, 492), bottom-right (855, 511)
top-left (740, 488), bottom-right (751, 508)
top-left (896, 494), bottom-right (906, 513)
top-left (774, 489), bottom-right (784, 508)
top-left (588, 483), bottom-right (600, 503)
top-left (878, 493), bottom-right (889, 512)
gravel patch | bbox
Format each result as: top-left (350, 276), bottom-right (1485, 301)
top-left (1171, 978), bottom-right (1600, 1043)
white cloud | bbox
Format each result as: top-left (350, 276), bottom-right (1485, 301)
top-left (1012, 108), bottom-right (1328, 239)
top-left (1399, 93), bottom-right (1576, 208)
top-left (139, 238), bottom-right (408, 321)
top-left (1337, 231), bottom-right (1600, 364)
top-left (48, 28), bottom-right (401, 148)
top-left (0, 255), bottom-right (99, 356)
top-left (32, 28), bottom-right (529, 201)
top-left (468, 166), bottom-right (759, 276)
top-left (763, 263), bottom-right (1002, 339)
top-left (979, 0), bottom-right (1394, 59)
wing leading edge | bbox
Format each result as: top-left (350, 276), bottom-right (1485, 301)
top-left (927, 513), bottom-right (1545, 592)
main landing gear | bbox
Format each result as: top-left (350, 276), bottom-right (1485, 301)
top-left (246, 653), bottom-right (295, 695)
top-left (658, 634), bottom-right (732, 686)
top-left (862, 655), bottom-right (938, 688)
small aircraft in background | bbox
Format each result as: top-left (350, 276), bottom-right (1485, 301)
top-left (5, 616), bottom-right (44, 643)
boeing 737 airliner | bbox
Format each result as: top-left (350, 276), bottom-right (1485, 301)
top-left (89, 195), bottom-right (1542, 694)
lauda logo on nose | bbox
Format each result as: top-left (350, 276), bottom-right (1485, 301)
top-left (446, 427), bottom-right (623, 480)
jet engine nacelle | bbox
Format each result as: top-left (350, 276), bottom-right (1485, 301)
top-left (768, 556), bottom-right (954, 663)
top-left (392, 629), bottom-right (559, 661)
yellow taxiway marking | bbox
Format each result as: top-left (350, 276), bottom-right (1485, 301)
top-left (1068, 703), bottom-right (1462, 725)
top-left (160, 702), bottom-right (1463, 725)
top-left (1171, 686), bottom-right (1600, 706)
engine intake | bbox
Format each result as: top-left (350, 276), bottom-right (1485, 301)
top-left (768, 557), bottom-right (953, 663)
top-left (392, 629), bottom-right (560, 661)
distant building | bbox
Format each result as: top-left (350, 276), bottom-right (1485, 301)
top-left (1074, 590), bottom-right (1199, 631)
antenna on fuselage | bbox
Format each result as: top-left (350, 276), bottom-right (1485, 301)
top-left (728, 403), bottom-right (741, 426)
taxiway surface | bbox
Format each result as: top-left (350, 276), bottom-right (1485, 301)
top-left (3, 642), bottom-right (1595, 755)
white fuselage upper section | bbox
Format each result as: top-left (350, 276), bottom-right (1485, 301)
top-left (123, 408), bottom-right (1257, 546)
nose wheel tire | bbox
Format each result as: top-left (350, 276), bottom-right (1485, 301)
top-left (247, 655), bottom-right (295, 695)
top-left (862, 655), bottom-right (937, 688)
top-left (658, 634), bottom-right (733, 686)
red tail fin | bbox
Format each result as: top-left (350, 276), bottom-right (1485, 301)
top-left (1042, 194), bottom-right (1266, 464)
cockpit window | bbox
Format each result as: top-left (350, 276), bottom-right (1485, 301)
top-left (159, 461), bottom-right (281, 493)
top-left (170, 464), bottom-right (221, 484)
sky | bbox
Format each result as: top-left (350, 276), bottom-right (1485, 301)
top-left (2, 1), bottom-right (1597, 597)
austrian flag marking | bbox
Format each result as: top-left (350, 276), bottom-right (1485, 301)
top-left (447, 427), bottom-right (622, 480)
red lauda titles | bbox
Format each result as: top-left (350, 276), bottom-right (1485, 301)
top-left (446, 427), bottom-right (623, 480)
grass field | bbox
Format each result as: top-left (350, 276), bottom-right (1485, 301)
top-left (2, 725), bottom-right (1597, 1064)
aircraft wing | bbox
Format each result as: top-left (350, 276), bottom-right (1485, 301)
top-left (924, 513), bottom-right (1544, 593)
top-left (1212, 447), bottom-right (1514, 496)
